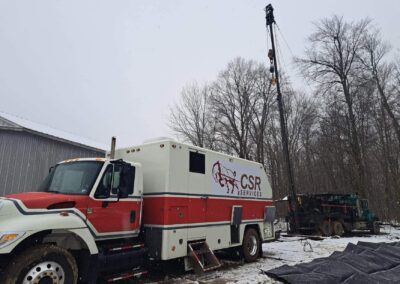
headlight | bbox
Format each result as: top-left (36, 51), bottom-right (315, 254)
top-left (0, 232), bottom-right (25, 249)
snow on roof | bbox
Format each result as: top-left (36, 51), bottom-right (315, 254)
top-left (142, 137), bottom-right (175, 144)
top-left (0, 111), bottom-right (107, 151)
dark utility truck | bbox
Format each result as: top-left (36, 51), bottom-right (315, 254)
top-left (286, 194), bottom-right (380, 236)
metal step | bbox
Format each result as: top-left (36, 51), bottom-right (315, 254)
top-left (106, 268), bottom-right (148, 282)
top-left (104, 243), bottom-right (145, 253)
top-left (98, 243), bottom-right (147, 274)
top-left (188, 241), bottom-right (221, 274)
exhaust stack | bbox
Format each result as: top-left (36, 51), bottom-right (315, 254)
top-left (110, 136), bottom-right (116, 159)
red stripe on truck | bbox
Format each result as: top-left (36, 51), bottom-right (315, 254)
top-left (142, 196), bottom-right (273, 226)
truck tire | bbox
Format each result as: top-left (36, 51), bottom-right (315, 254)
top-left (3, 244), bottom-right (78, 284)
top-left (287, 220), bottom-right (296, 234)
top-left (371, 221), bottom-right (380, 234)
top-left (319, 220), bottom-right (332, 236)
top-left (242, 228), bottom-right (261, 262)
top-left (332, 221), bottom-right (344, 237)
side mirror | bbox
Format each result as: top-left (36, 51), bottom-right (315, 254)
top-left (117, 163), bottom-right (134, 199)
top-left (96, 162), bottom-right (134, 200)
top-left (118, 188), bottom-right (128, 199)
top-left (111, 171), bottom-right (120, 195)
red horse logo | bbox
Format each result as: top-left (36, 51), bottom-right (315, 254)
top-left (212, 161), bottom-right (239, 194)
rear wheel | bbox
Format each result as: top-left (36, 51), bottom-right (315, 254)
top-left (3, 244), bottom-right (78, 284)
top-left (242, 228), bottom-right (261, 262)
top-left (332, 221), bottom-right (344, 237)
top-left (319, 220), bottom-right (332, 236)
top-left (371, 221), bottom-right (380, 234)
top-left (287, 220), bottom-right (296, 234)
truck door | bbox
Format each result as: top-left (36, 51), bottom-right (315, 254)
top-left (188, 150), bottom-right (207, 225)
top-left (85, 162), bottom-right (142, 237)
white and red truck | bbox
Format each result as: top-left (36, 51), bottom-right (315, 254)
top-left (0, 139), bottom-right (275, 283)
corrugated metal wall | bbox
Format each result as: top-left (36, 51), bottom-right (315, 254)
top-left (0, 130), bottom-right (105, 196)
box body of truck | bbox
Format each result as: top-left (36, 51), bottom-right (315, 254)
top-left (115, 140), bottom-right (275, 261)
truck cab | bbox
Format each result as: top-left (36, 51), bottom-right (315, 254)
top-left (0, 158), bottom-right (144, 283)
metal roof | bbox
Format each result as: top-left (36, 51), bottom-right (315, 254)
top-left (0, 111), bottom-right (107, 152)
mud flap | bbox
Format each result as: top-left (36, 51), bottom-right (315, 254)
top-left (231, 206), bottom-right (243, 244)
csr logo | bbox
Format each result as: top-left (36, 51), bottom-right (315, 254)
top-left (212, 160), bottom-right (261, 193)
top-left (240, 174), bottom-right (261, 191)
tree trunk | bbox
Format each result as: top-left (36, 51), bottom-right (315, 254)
top-left (342, 79), bottom-right (366, 197)
top-left (375, 75), bottom-right (400, 146)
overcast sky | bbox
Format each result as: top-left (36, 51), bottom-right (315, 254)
top-left (0, 0), bottom-right (399, 149)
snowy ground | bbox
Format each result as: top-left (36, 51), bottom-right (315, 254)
top-left (143, 225), bottom-right (400, 284)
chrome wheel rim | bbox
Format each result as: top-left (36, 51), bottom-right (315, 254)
top-left (22, 261), bottom-right (65, 284)
top-left (247, 235), bottom-right (258, 256)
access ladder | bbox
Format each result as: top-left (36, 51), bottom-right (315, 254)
top-left (188, 241), bottom-right (222, 274)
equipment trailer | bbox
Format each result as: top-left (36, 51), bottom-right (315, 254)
top-left (0, 139), bottom-right (275, 283)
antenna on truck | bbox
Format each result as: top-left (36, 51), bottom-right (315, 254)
top-left (110, 136), bottom-right (116, 159)
top-left (264, 4), bottom-right (299, 233)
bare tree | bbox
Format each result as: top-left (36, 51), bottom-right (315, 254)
top-left (211, 58), bottom-right (261, 159)
top-left (287, 92), bottom-right (319, 193)
top-left (360, 30), bottom-right (400, 145)
top-left (168, 21), bottom-right (400, 220)
top-left (296, 16), bottom-right (371, 197)
top-left (169, 83), bottom-right (217, 149)
top-left (248, 64), bottom-right (275, 163)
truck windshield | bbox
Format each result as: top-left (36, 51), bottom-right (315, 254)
top-left (38, 161), bottom-right (104, 195)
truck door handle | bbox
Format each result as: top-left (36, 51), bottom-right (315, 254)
top-left (130, 210), bottom-right (136, 223)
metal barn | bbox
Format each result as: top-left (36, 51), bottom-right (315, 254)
top-left (0, 112), bottom-right (106, 196)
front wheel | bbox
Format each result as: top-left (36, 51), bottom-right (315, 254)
top-left (3, 244), bottom-right (78, 284)
top-left (242, 228), bottom-right (261, 262)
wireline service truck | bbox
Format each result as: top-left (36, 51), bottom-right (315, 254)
top-left (0, 139), bottom-right (275, 283)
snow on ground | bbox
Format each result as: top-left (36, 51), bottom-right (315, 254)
top-left (148, 225), bottom-right (400, 284)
